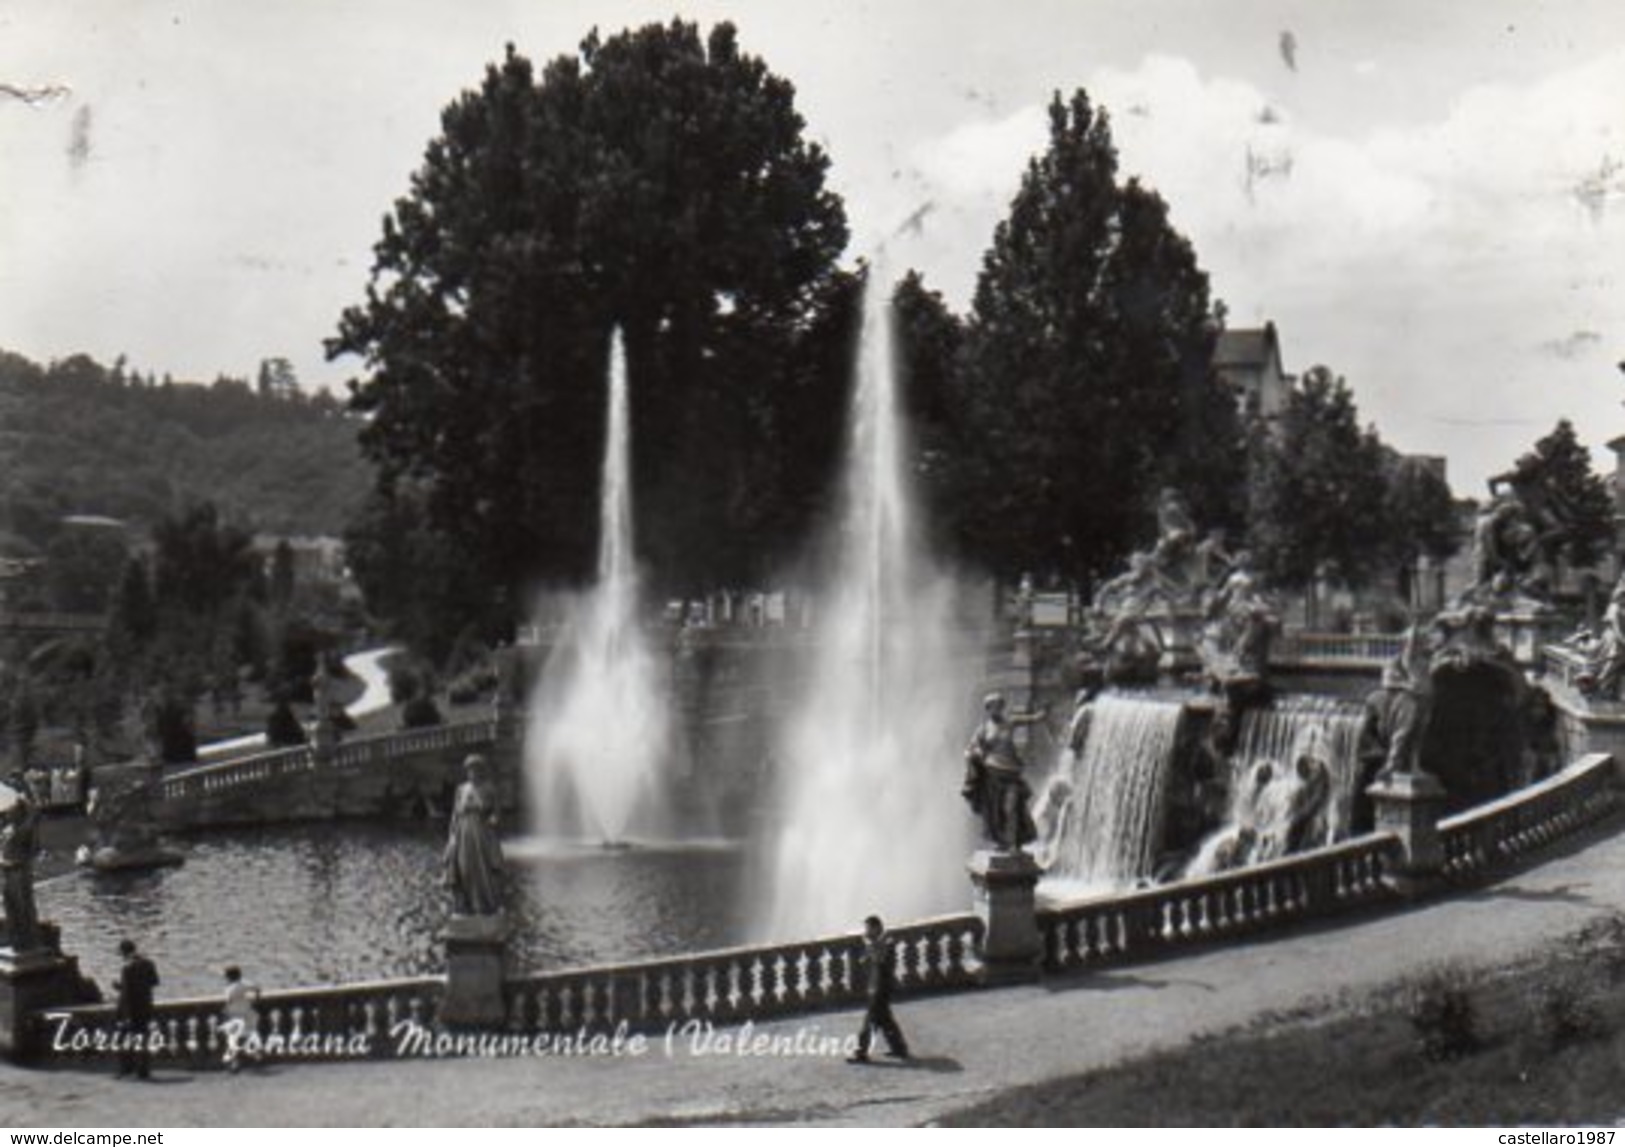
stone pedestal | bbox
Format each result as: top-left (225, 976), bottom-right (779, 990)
top-left (1367, 771), bottom-right (1448, 897)
top-left (1495, 610), bottom-right (1566, 672)
top-left (311, 715), bottom-right (337, 766)
top-left (0, 926), bottom-right (103, 1060)
top-left (968, 849), bottom-right (1042, 985)
top-left (440, 914), bottom-right (511, 1027)
top-left (1010, 627), bottom-right (1037, 713)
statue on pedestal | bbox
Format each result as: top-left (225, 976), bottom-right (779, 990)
top-left (1358, 626), bottom-right (1433, 783)
top-left (1197, 550), bottom-right (1278, 688)
top-left (0, 784), bottom-right (41, 950)
top-left (961, 692), bottom-right (1047, 852)
top-left (1569, 571), bottom-right (1625, 700)
top-left (443, 754), bottom-right (506, 916)
top-left (77, 764), bottom-right (183, 872)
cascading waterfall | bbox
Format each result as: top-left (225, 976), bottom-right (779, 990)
top-left (525, 329), bottom-right (670, 844)
top-left (1183, 696), bottom-right (1365, 877)
top-left (758, 265), bottom-right (973, 940)
top-left (1037, 694), bottom-right (1186, 894)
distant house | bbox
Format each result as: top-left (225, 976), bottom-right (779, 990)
top-left (252, 534), bottom-right (350, 589)
top-left (1213, 321), bottom-right (1293, 421)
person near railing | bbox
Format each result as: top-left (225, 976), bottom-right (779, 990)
top-left (114, 938), bottom-right (159, 1081)
top-left (847, 915), bottom-right (909, 1065)
top-left (221, 964), bottom-right (261, 1073)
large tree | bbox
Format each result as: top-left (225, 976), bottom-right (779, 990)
top-left (951, 91), bottom-right (1245, 584)
top-left (330, 22), bottom-right (849, 644)
top-left (1246, 366), bottom-right (1393, 589)
top-left (1492, 418), bottom-right (1615, 572)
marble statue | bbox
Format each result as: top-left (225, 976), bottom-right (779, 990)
top-left (443, 754), bottom-right (506, 916)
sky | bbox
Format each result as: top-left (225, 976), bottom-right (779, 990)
top-left (2, 0), bottom-right (1623, 494)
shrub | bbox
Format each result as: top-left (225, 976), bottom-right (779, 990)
top-left (1536, 971), bottom-right (1608, 1050)
top-left (265, 699), bottom-right (307, 747)
top-left (400, 695), bottom-right (442, 729)
top-left (1408, 970), bottom-right (1482, 1061)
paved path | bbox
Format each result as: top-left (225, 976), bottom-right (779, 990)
top-left (197, 646), bottom-right (400, 760)
top-left (3, 824), bottom-right (1622, 1127)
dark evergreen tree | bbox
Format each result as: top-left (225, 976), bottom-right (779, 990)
top-left (1247, 366), bottom-right (1392, 589)
top-left (1493, 419), bottom-right (1615, 571)
top-left (952, 91), bottom-right (1244, 584)
top-left (110, 556), bottom-right (157, 650)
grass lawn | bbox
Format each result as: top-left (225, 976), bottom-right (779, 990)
top-left (941, 916), bottom-right (1625, 1127)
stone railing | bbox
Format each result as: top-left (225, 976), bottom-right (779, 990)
top-left (160, 745), bottom-right (315, 801)
top-left (1439, 752), bottom-right (1618, 880)
top-left (327, 719), bottom-right (498, 771)
top-left (39, 976), bottom-right (444, 1067)
top-left (0, 609), bottom-right (108, 634)
top-left (505, 912), bottom-right (984, 1034)
top-left (34, 751), bottom-right (1624, 1070)
top-left (1541, 643), bottom-right (1593, 697)
top-left (36, 916), bottom-right (981, 1067)
top-left (158, 719), bottom-right (499, 803)
top-left (1270, 632), bottom-right (1404, 668)
top-left (1038, 833), bottom-right (1399, 972)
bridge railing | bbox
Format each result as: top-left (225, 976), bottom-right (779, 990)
top-left (1038, 833), bottom-right (1398, 972)
top-left (157, 719), bottom-right (500, 803)
top-left (1439, 752), bottom-right (1618, 880)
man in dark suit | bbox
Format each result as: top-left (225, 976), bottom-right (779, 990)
top-left (115, 939), bottom-right (159, 1080)
top-left (848, 915), bottom-right (909, 1064)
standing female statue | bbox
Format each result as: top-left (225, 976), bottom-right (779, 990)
top-left (443, 754), bottom-right (506, 916)
top-left (961, 692), bottom-right (1048, 852)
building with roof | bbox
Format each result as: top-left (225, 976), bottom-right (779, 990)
top-left (1213, 321), bottom-right (1293, 421)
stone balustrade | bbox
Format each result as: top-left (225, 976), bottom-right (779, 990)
top-left (158, 719), bottom-right (500, 803)
top-left (1038, 833), bottom-right (1399, 972)
top-left (162, 745), bottom-right (315, 801)
top-left (1541, 643), bottom-right (1593, 697)
top-left (1269, 632), bottom-right (1405, 668)
top-left (1439, 752), bottom-right (1617, 880)
top-left (38, 976), bottom-right (444, 1066)
top-left (0, 609), bottom-right (108, 635)
top-left (33, 748), bottom-right (1623, 1070)
top-left (506, 912), bottom-right (983, 1034)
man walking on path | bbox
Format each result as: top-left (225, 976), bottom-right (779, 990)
top-left (848, 915), bottom-right (909, 1064)
top-left (115, 939), bottom-right (159, 1080)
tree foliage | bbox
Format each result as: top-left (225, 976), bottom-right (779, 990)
top-left (1383, 456), bottom-right (1462, 568)
top-left (0, 347), bottom-right (364, 549)
top-left (949, 91), bottom-right (1245, 583)
top-left (331, 22), bottom-right (850, 645)
top-left (1495, 419), bottom-right (1615, 571)
top-left (1247, 366), bottom-right (1399, 589)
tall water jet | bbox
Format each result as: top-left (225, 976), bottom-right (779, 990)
top-left (759, 267), bottom-right (973, 939)
top-left (525, 329), bottom-right (670, 844)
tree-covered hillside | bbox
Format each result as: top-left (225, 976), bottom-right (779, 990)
top-left (0, 349), bottom-right (368, 551)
